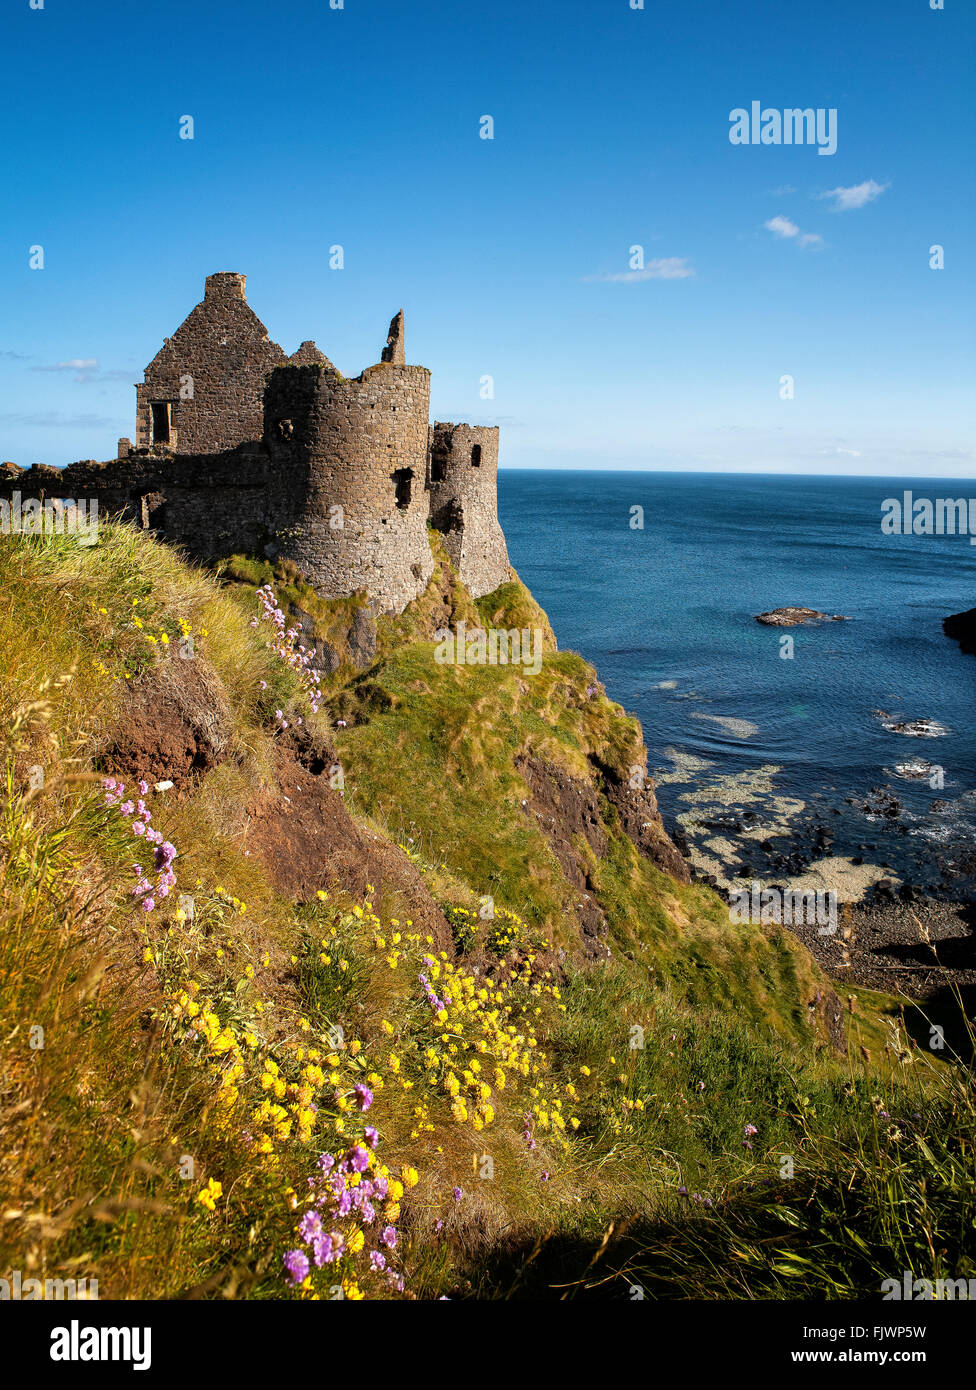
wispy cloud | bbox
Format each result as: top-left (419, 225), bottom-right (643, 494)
top-left (0, 349), bottom-right (31, 361)
top-left (770, 184), bottom-right (797, 196)
top-left (583, 257), bottom-right (695, 283)
top-left (31, 358), bottom-right (99, 383)
top-left (0, 410), bottom-right (122, 430)
top-left (821, 446), bottom-right (862, 458)
top-left (817, 179), bottom-right (888, 211)
top-left (764, 215), bottom-right (823, 248)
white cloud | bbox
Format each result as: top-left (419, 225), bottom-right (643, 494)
top-left (31, 358), bottom-right (100, 383)
top-left (817, 179), bottom-right (888, 211)
top-left (583, 257), bottom-right (695, 283)
top-left (764, 215), bottom-right (823, 248)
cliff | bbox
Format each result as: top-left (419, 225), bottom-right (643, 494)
top-left (0, 520), bottom-right (968, 1302)
top-left (944, 607), bottom-right (976, 656)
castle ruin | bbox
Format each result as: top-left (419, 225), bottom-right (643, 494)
top-left (2, 273), bottom-right (510, 614)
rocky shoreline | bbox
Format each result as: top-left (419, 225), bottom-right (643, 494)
top-left (667, 801), bottom-right (976, 1001)
top-left (788, 892), bottom-right (976, 1002)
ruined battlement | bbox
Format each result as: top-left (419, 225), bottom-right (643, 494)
top-left (428, 423), bottom-right (509, 597)
top-left (1, 274), bottom-right (511, 615)
top-left (264, 361), bottom-right (435, 611)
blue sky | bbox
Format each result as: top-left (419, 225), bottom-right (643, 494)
top-left (1, 0), bottom-right (973, 475)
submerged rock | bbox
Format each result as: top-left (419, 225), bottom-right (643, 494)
top-left (879, 716), bottom-right (949, 738)
top-left (892, 759), bottom-right (937, 780)
top-left (754, 607), bottom-right (849, 626)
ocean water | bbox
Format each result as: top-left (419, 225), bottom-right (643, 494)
top-left (498, 470), bottom-right (976, 899)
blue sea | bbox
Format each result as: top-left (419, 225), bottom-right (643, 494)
top-left (499, 471), bottom-right (976, 899)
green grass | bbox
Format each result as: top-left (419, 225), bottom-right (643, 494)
top-left (1, 520), bottom-right (972, 1302)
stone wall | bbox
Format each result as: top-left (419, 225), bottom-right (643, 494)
top-left (428, 422), bottom-right (510, 597)
top-left (136, 273), bottom-right (286, 454)
top-left (0, 448), bottom-right (286, 560)
top-left (3, 276), bottom-right (513, 618)
top-left (264, 361), bottom-right (435, 613)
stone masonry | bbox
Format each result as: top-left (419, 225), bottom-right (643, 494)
top-left (136, 273), bottom-right (287, 454)
top-left (2, 274), bottom-right (511, 615)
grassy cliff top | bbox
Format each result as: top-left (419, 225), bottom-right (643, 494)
top-left (1, 523), bottom-right (972, 1301)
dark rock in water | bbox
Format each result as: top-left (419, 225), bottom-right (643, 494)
top-left (892, 758), bottom-right (937, 780)
top-left (852, 787), bottom-right (902, 820)
top-left (755, 606), bottom-right (849, 627)
top-left (943, 607), bottom-right (976, 656)
top-left (873, 706), bottom-right (949, 737)
top-left (880, 717), bottom-right (949, 738)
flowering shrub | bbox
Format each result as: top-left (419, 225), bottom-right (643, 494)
top-left (90, 595), bottom-right (204, 681)
top-left (102, 778), bottom-right (177, 913)
top-left (152, 863), bottom-right (575, 1298)
top-left (283, 1137), bottom-right (414, 1299)
top-left (251, 584), bottom-right (322, 729)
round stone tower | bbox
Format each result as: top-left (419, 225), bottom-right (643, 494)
top-left (427, 422), bottom-right (510, 597)
top-left (264, 350), bottom-right (435, 614)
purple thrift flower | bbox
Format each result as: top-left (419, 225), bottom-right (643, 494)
top-left (311, 1233), bottom-right (336, 1267)
top-left (380, 1225), bottom-right (397, 1249)
top-left (283, 1249), bottom-right (309, 1285)
top-left (299, 1210), bottom-right (323, 1242)
top-left (452, 1187), bottom-right (463, 1203)
top-left (364, 1125), bottom-right (379, 1149)
top-left (369, 1251), bottom-right (387, 1272)
top-left (348, 1144), bottom-right (370, 1173)
top-left (354, 1083), bottom-right (374, 1112)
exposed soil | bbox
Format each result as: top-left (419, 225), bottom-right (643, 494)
top-left (101, 656), bottom-right (232, 788)
top-left (515, 752), bottom-right (692, 957)
top-left (603, 766), bottom-right (692, 884)
top-left (244, 741), bottom-right (453, 954)
top-left (515, 752), bottom-right (608, 952)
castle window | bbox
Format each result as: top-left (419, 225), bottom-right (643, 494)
top-left (150, 401), bottom-right (172, 445)
top-left (140, 492), bottom-right (166, 530)
top-left (393, 468), bottom-right (413, 510)
top-left (471, 444), bottom-right (482, 468)
top-left (430, 456), bottom-right (445, 483)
